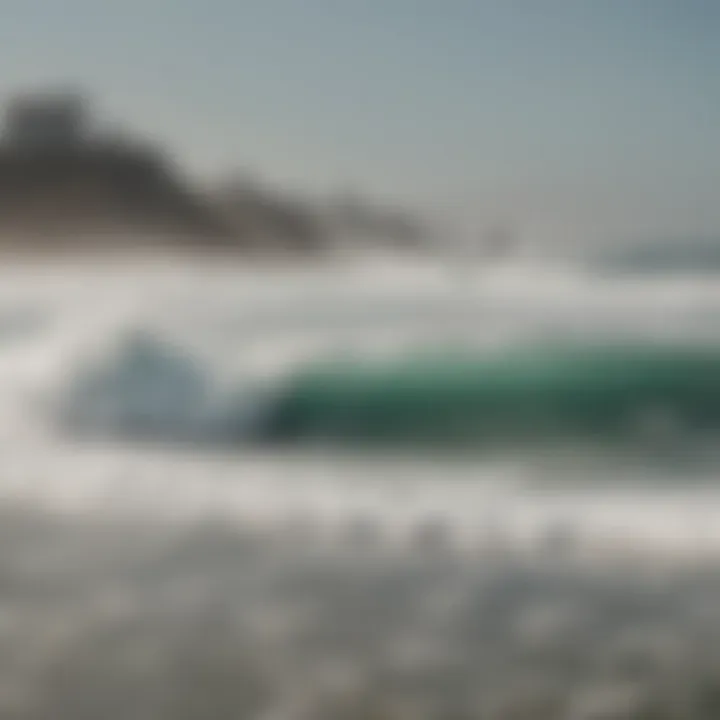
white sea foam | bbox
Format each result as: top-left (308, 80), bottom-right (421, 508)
top-left (0, 251), bottom-right (714, 554)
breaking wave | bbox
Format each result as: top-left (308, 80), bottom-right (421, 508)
top-left (250, 341), bottom-right (720, 448)
top-left (50, 322), bottom-right (720, 453)
top-left (1, 252), bottom-right (720, 456)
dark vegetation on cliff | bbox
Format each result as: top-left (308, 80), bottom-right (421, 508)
top-left (0, 142), bottom-right (236, 246)
top-left (209, 177), bottom-right (327, 254)
top-left (0, 90), bottom-right (426, 254)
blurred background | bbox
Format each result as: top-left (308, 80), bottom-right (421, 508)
top-left (0, 1), bottom-right (719, 718)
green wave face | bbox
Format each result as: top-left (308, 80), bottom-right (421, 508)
top-left (257, 343), bottom-right (720, 447)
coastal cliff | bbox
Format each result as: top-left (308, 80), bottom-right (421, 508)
top-left (0, 141), bottom-right (235, 246)
top-left (0, 91), bottom-right (321, 252)
top-left (0, 90), bottom-right (424, 255)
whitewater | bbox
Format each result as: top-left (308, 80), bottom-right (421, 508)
top-left (3, 251), bottom-right (720, 549)
top-left (5, 249), bottom-right (720, 718)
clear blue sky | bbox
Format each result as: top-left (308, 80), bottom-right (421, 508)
top-left (0, 0), bottom-right (718, 243)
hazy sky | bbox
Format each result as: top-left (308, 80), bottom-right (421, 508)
top-left (0, 0), bottom-right (718, 242)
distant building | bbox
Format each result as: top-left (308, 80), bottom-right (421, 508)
top-left (2, 90), bottom-right (91, 150)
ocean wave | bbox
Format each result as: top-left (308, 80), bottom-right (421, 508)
top-left (0, 253), bottom-right (710, 454)
top-left (50, 325), bottom-right (720, 452)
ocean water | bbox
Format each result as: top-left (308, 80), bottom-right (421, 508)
top-left (3, 251), bottom-right (720, 717)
